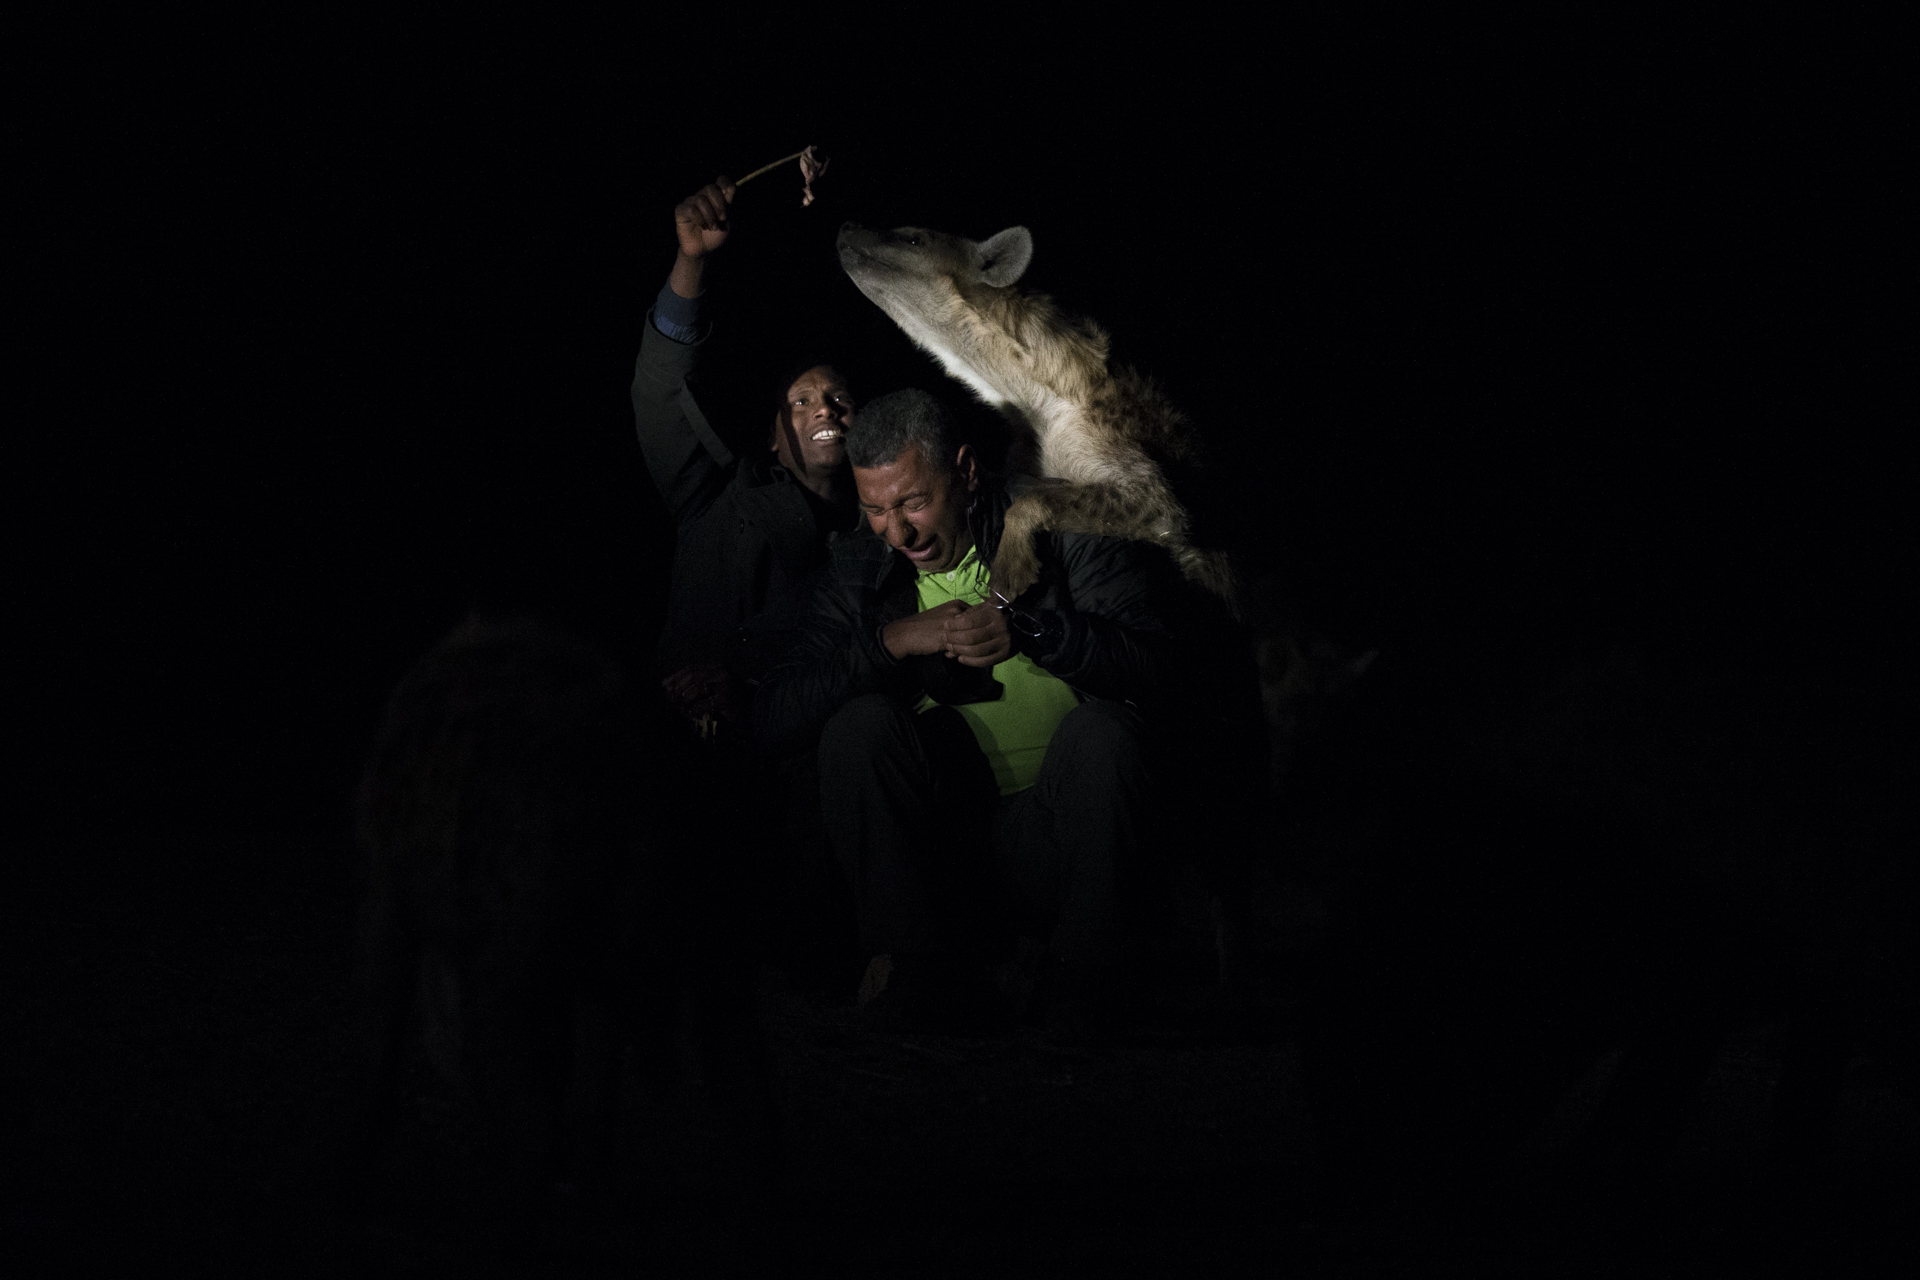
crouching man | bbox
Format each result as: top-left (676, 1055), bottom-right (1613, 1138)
top-left (753, 389), bottom-right (1189, 1034)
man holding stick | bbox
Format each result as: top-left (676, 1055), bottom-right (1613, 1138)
top-left (632, 174), bottom-right (860, 976)
top-left (634, 174), bottom-right (858, 727)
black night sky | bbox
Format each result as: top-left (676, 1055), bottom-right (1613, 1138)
top-left (14, 12), bottom-right (1914, 1273)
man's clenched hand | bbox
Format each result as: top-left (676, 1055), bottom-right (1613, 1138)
top-left (881, 601), bottom-right (968, 660)
top-left (668, 177), bottom-right (735, 302)
top-left (674, 177), bottom-right (736, 260)
top-left (880, 599), bottom-right (1012, 667)
top-left (944, 600), bottom-right (1012, 668)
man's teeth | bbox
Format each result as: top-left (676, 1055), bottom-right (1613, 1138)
top-left (811, 429), bottom-right (842, 441)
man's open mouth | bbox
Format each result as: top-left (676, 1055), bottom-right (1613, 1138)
top-left (810, 428), bottom-right (843, 443)
top-left (903, 543), bottom-right (937, 561)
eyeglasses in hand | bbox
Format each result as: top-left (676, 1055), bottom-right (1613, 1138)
top-left (992, 589), bottom-right (1046, 639)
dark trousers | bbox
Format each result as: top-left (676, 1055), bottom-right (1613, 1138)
top-left (817, 693), bottom-right (1153, 972)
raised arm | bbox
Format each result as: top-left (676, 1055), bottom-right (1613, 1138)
top-left (631, 176), bottom-right (738, 522)
top-left (668, 177), bottom-right (734, 303)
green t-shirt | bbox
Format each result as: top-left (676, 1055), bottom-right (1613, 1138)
top-left (914, 546), bottom-right (1080, 795)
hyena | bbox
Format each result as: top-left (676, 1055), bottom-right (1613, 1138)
top-left (837, 221), bottom-right (1238, 607)
top-left (344, 613), bottom-right (777, 1250)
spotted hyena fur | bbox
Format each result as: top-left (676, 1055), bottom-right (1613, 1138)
top-left (837, 222), bottom-right (1237, 606)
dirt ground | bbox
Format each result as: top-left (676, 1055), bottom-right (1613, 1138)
top-left (7, 810), bottom-right (1915, 1278)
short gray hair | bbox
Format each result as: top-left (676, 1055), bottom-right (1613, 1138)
top-left (845, 388), bottom-right (962, 474)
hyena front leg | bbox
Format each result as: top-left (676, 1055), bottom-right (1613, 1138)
top-left (1178, 546), bottom-right (1242, 611)
top-left (992, 490), bottom-right (1051, 598)
top-left (991, 481), bottom-right (1174, 598)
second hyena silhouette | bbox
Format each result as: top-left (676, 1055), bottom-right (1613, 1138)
top-left (344, 613), bottom-right (777, 1256)
top-left (837, 221), bottom-right (1237, 608)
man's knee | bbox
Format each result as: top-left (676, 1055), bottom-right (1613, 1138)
top-left (818, 694), bottom-right (916, 766)
top-left (1052, 698), bottom-right (1148, 769)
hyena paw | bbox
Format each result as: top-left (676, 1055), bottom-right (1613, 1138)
top-left (991, 539), bottom-right (1041, 599)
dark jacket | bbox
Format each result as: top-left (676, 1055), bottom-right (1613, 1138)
top-left (753, 476), bottom-right (1241, 758)
top-left (631, 315), bottom-right (853, 684)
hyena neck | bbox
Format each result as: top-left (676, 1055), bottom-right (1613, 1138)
top-left (892, 307), bottom-right (1013, 408)
top-left (887, 285), bottom-right (1111, 475)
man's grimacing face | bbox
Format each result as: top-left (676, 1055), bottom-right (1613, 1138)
top-left (771, 366), bottom-right (853, 474)
top-left (853, 444), bottom-right (979, 574)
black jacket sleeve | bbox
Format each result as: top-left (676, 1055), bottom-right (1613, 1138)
top-left (631, 313), bottom-right (732, 524)
top-left (1021, 533), bottom-right (1185, 703)
top-left (750, 568), bottom-right (920, 757)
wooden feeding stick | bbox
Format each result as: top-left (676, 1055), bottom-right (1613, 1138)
top-left (734, 145), bottom-right (829, 204)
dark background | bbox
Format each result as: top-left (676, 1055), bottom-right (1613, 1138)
top-left (23, 15), bottom-right (1906, 920)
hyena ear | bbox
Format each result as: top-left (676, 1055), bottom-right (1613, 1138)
top-left (976, 227), bottom-right (1033, 287)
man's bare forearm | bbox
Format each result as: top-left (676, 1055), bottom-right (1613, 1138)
top-left (668, 249), bottom-right (706, 301)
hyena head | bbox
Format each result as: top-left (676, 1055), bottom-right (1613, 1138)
top-left (836, 222), bottom-right (1036, 406)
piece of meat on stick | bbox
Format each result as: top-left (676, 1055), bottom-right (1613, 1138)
top-left (734, 144), bottom-right (830, 205)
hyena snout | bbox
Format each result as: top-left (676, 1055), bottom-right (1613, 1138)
top-left (836, 222), bottom-right (878, 267)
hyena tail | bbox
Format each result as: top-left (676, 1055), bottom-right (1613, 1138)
top-left (993, 479), bottom-right (1240, 611)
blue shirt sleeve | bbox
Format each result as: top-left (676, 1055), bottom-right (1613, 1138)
top-left (651, 280), bottom-right (705, 344)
